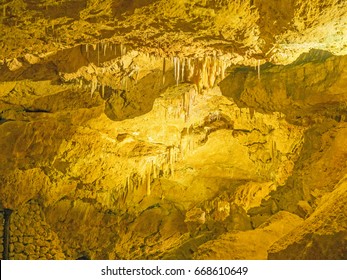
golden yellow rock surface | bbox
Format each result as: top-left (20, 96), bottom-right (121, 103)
top-left (0, 0), bottom-right (346, 260)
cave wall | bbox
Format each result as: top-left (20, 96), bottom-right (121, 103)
top-left (0, 0), bottom-right (347, 260)
top-left (1, 49), bottom-right (346, 260)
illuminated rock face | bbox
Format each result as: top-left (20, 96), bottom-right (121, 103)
top-left (268, 179), bottom-right (347, 260)
top-left (0, 0), bottom-right (346, 260)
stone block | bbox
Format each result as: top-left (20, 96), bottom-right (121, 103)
top-left (14, 242), bottom-right (25, 253)
top-left (25, 244), bottom-right (36, 255)
top-left (54, 253), bottom-right (66, 260)
top-left (36, 239), bottom-right (47, 247)
top-left (23, 236), bottom-right (34, 244)
top-left (13, 229), bottom-right (22, 236)
top-left (27, 227), bottom-right (36, 235)
top-left (11, 236), bottom-right (18, 243)
top-left (40, 246), bottom-right (49, 254)
top-left (28, 254), bottom-right (39, 260)
top-left (14, 253), bottom-right (27, 260)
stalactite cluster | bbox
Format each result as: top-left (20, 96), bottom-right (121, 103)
top-left (60, 42), bottom-right (135, 96)
top-left (171, 55), bottom-right (228, 92)
top-left (118, 145), bottom-right (181, 204)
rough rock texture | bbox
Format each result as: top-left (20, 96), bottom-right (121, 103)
top-left (220, 50), bottom-right (347, 122)
top-left (194, 211), bottom-right (303, 259)
top-left (268, 178), bottom-right (347, 259)
top-left (0, 1), bottom-right (346, 65)
top-left (9, 200), bottom-right (65, 260)
top-left (0, 0), bottom-right (346, 260)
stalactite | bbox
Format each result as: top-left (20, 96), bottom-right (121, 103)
top-left (91, 76), bottom-right (98, 97)
top-left (97, 43), bottom-right (100, 66)
top-left (103, 42), bottom-right (107, 56)
top-left (205, 57), bottom-right (210, 88)
top-left (202, 57), bottom-right (207, 88)
top-left (153, 161), bottom-right (157, 179)
top-left (207, 57), bottom-right (212, 88)
top-left (183, 91), bottom-right (191, 121)
top-left (221, 60), bottom-right (226, 80)
top-left (211, 57), bottom-right (218, 87)
top-left (90, 84), bottom-right (94, 98)
top-left (249, 108), bottom-right (255, 119)
top-left (208, 56), bottom-right (213, 88)
top-left (186, 58), bottom-right (192, 80)
top-left (162, 57), bottom-right (166, 85)
top-left (177, 57), bottom-right (180, 86)
top-left (181, 58), bottom-right (185, 82)
top-left (146, 161), bottom-right (152, 196)
top-left (173, 57), bottom-right (177, 82)
top-left (215, 60), bottom-right (221, 78)
top-left (257, 59), bottom-right (261, 80)
top-left (119, 44), bottom-right (127, 56)
top-left (174, 147), bottom-right (179, 163)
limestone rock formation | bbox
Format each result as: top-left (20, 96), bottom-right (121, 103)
top-left (0, 0), bottom-right (346, 260)
top-left (268, 177), bottom-right (347, 259)
top-left (193, 211), bottom-right (303, 259)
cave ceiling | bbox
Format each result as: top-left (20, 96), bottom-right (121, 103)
top-left (0, 0), bottom-right (346, 64)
